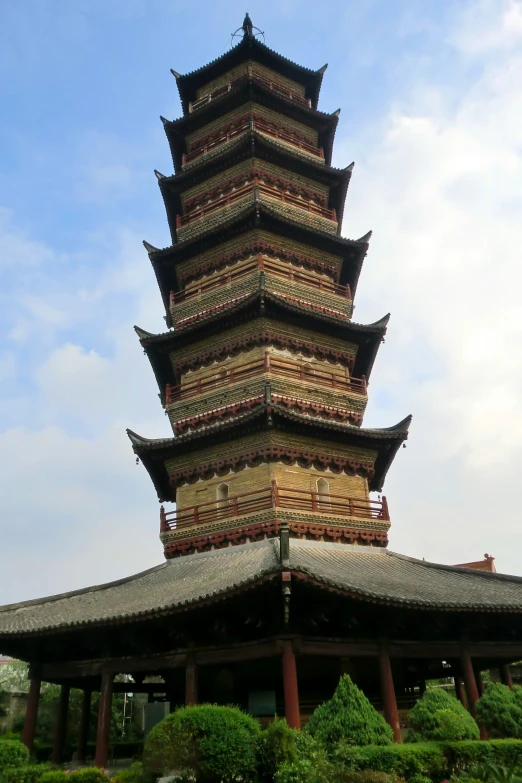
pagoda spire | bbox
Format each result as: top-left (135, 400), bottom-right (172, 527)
top-left (242, 13), bottom-right (254, 38)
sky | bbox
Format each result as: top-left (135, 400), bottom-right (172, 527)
top-left (1, 0), bottom-right (522, 605)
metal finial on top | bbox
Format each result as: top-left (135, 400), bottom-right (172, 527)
top-left (231, 13), bottom-right (265, 45)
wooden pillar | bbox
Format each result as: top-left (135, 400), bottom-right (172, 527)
top-left (95, 671), bottom-right (113, 769)
top-left (460, 647), bottom-right (480, 717)
top-left (474, 667), bottom-right (486, 696)
top-left (52, 684), bottom-right (70, 763)
top-left (77, 689), bottom-right (92, 762)
top-left (454, 675), bottom-right (467, 708)
top-left (378, 645), bottom-right (401, 743)
top-left (22, 675), bottom-right (41, 753)
top-left (185, 655), bottom-right (198, 706)
top-left (500, 664), bottom-right (514, 690)
top-left (282, 641), bottom-right (300, 729)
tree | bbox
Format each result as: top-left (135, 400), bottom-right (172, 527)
top-left (476, 684), bottom-right (522, 739)
top-left (143, 704), bottom-right (260, 783)
top-left (407, 687), bottom-right (479, 742)
top-left (304, 675), bottom-right (394, 749)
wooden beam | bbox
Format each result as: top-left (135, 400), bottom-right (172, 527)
top-left (379, 645), bottom-right (401, 743)
top-left (282, 641), bottom-right (300, 729)
top-left (77, 689), bottom-right (91, 762)
top-left (52, 685), bottom-right (70, 764)
top-left (22, 676), bottom-right (41, 753)
top-left (95, 672), bottom-right (113, 768)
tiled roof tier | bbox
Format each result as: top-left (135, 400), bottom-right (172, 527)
top-left (158, 132), bottom-right (351, 244)
top-left (146, 207), bottom-right (370, 322)
top-left (164, 81), bottom-right (338, 170)
top-left (173, 36), bottom-right (326, 115)
top-left (127, 406), bottom-right (411, 500)
top-left (134, 300), bottom-right (389, 397)
top-left (2, 539), bottom-right (522, 639)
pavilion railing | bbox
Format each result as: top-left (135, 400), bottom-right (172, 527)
top-left (176, 182), bottom-right (336, 228)
top-left (160, 483), bottom-right (389, 532)
top-left (188, 71), bottom-right (312, 113)
top-left (165, 351), bottom-right (367, 403)
top-left (183, 115), bottom-right (323, 165)
top-left (170, 254), bottom-right (350, 305)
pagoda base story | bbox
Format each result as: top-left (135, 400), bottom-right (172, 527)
top-left (20, 637), bottom-right (520, 765)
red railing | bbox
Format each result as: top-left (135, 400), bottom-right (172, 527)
top-left (183, 115), bottom-right (323, 165)
top-left (176, 182), bottom-right (336, 228)
top-left (160, 483), bottom-right (389, 532)
top-left (165, 352), bottom-right (366, 403)
top-left (170, 255), bottom-right (350, 304)
top-left (189, 71), bottom-right (312, 113)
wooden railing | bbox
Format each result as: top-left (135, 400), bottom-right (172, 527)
top-left (183, 115), bottom-right (323, 165)
top-left (170, 255), bottom-right (350, 304)
top-left (188, 71), bottom-right (312, 113)
top-left (165, 352), bottom-right (366, 403)
top-left (176, 182), bottom-right (336, 228)
top-left (160, 483), bottom-right (389, 532)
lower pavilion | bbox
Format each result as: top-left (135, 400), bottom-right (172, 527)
top-left (2, 17), bottom-right (522, 768)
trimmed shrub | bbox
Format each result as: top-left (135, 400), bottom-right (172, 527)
top-left (111, 763), bottom-right (144, 783)
top-left (68, 770), bottom-right (110, 783)
top-left (0, 765), bottom-right (51, 783)
top-left (305, 675), bottom-right (393, 749)
top-left (335, 742), bottom-right (445, 779)
top-left (38, 773), bottom-right (68, 783)
top-left (258, 718), bottom-right (298, 782)
top-left (0, 742), bottom-right (29, 771)
top-left (477, 685), bottom-right (522, 739)
top-left (143, 704), bottom-right (260, 783)
top-left (442, 740), bottom-right (522, 776)
top-left (407, 689), bottom-right (479, 742)
top-left (275, 732), bottom-right (334, 783)
top-left (341, 773), bottom-right (402, 783)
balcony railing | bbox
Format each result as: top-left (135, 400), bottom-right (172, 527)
top-left (170, 255), bottom-right (350, 305)
top-left (160, 483), bottom-right (389, 532)
top-left (189, 71), bottom-right (312, 113)
top-left (165, 352), bottom-right (366, 403)
top-left (176, 182), bottom-right (336, 228)
top-left (183, 115), bottom-right (324, 165)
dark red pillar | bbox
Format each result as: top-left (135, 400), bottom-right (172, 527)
top-left (77, 689), bottom-right (92, 762)
top-left (282, 641), bottom-right (300, 729)
top-left (95, 672), bottom-right (113, 769)
top-left (22, 675), bottom-right (41, 753)
top-left (454, 675), bottom-right (467, 708)
top-left (52, 684), bottom-right (70, 763)
top-left (185, 655), bottom-right (198, 706)
top-left (500, 664), bottom-right (514, 690)
top-left (474, 667), bottom-right (486, 696)
top-left (379, 645), bottom-right (401, 743)
top-left (460, 647), bottom-right (480, 717)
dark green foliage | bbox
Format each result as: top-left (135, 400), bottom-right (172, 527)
top-left (476, 686), bottom-right (522, 739)
top-left (341, 772), bottom-right (403, 783)
top-left (0, 765), bottom-right (51, 783)
top-left (38, 772), bottom-right (68, 783)
top-left (443, 741), bottom-right (522, 777)
top-left (406, 775), bottom-right (432, 783)
top-left (143, 704), bottom-right (260, 783)
top-left (305, 675), bottom-right (393, 749)
top-left (335, 742), bottom-right (445, 779)
top-left (0, 742), bottom-right (29, 771)
top-left (407, 689), bottom-right (479, 742)
top-left (275, 732), bottom-right (334, 783)
top-left (258, 718), bottom-right (298, 782)
top-left (456, 763), bottom-right (522, 783)
top-left (68, 769), bottom-right (110, 783)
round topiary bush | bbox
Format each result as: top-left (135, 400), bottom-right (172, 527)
top-left (0, 740), bottom-right (30, 770)
top-left (143, 704), bottom-right (260, 783)
top-left (257, 717), bottom-right (298, 782)
top-left (304, 674), bottom-right (394, 749)
top-left (476, 683), bottom-right (522, 738)
top-left (407, 688), bottom-right (479, 742)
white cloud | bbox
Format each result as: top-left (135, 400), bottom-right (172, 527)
top-left (449, 0), bottom-right (522, 54)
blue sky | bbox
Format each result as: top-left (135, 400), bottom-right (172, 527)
top-left (1, 0), bottom-right (522, 605)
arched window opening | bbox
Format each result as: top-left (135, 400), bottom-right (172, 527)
top-left (316, 478), bottom-right (330, 509)
top-left (216, 483), bottom-right (229, 514)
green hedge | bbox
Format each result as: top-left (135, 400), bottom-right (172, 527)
top-left (335, 742), bottom-right (445, 779)
top-left (0, 765), bottom-right (51, 783)
top-left (32, 741), bottom-right (143, 763)
top-left (442, 739), bottom-right (522, 775)
top-left (0, 742), bottom-right (29, 771)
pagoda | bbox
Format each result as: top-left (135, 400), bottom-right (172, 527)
top-left (128, 15), bottom-right (411, 557)
top-left (2, 17), bottom-right (522, 769)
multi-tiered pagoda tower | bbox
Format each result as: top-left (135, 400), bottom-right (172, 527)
top-left (128, 18), bottom-right (411, 557)
top-left (3, 18), bottom-right (522, 769)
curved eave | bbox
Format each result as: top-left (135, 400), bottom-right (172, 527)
top-left (148, 205), bottom-right (369, 323)
top-left (158, 132), bottom-right (351, 238)
top-left (136, 294), bottom-right (388, 398)
top-left (164, 79), bottom-right (338, 170)
top-left (175, 36), bottom-right (325, 115)
top-left (127, 407), bottom-right (410, 501)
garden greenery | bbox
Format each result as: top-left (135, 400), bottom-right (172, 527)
top-left (477, 686), bottom-right (522, 739)
top-left (407, 688), bottom-right (480, 742)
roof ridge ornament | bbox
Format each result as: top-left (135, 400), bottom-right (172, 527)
top-left (231, 13), bottom-right (265, 45)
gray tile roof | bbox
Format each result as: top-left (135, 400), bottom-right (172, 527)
top-left (2, 540), bottom-right (522, 637)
